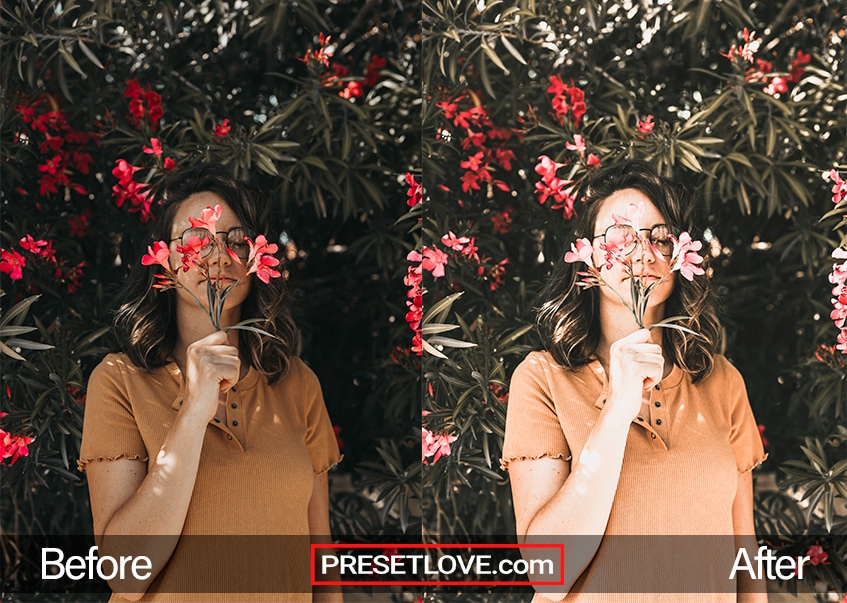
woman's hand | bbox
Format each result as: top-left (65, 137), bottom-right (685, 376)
top-left (605, 328), bottom-right (664, 423)
top-left (182, 330), bottom-right (240, 424)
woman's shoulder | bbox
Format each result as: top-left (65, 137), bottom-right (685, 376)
top-left (699, 354), bottom-right (744, 383)
top-left (267, 355), bottom-right (321, 391)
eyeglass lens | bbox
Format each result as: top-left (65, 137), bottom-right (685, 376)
top-left (605, 224), bottom-right (672, 256)
top-left (182, 228), bottom-right (249, 259)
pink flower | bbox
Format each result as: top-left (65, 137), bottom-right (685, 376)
top-left (188, 205), bottom-right (223, 233)
top-left (564, 238), bottom-right (593, 265)
top-left (0, 249), bottom-right (26, 280)
top-left (637, 115), bottom-right (655, 133)
top-left (587, 153), bottom-right (601, 168)
top-left (164, 157), bottom-right (178, 171)
top-left (214, 119), bottom-right (231, 137)
top-left (250, 254), bottom-right (281, 284)
top-left (441, 231), bottom-right (471, 252)
top-left (244, 235), bottom-right (281, 283)
top-left (566, 134), bottom-right (586, 156)
top-left (421, 246), bottom-right (449, 278)
top-left (830, 170), bottom-right (847, 205)
top-left (670, 232), bottom-right (706, 281)
top-left (142, 137), bottom-right (163, 157)
top-left (535, 156), bottom-right (565, 185)
top-left (141, 241), bottom-right (171, 269)
top-left (612, 202), bottom-right (646, 230)
top-left (422, 427), bottom-right (457, 464)
top-left (246, 234), bottom-right (278, 263)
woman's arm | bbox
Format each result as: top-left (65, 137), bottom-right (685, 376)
top-left (510, 329), bottom-right (664, 599)
top-left (86, 331), bottom-right (240, 600)
top-left (309, 472), bottom-right (343, 603)
top-left (733, 471), bottom-right (768, 603)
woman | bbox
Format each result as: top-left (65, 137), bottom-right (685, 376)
top-left (78, 163), bottom-right (342, 602)
top-left (501, 160), bottom-right (767, 602)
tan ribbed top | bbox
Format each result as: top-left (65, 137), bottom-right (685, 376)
top-left (502, 351), bottom-right (766, 603)
top-left (79, 352), bottom-right (342, 602)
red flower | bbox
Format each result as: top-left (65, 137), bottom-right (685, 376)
top-left (490, 208), bottom-right (513, 234)
top-left (143, 137), bottom-right (163, 157)
top-left (164, 157), bottom-right (178, 171)
top-left (637, 115), bottom-right (655, 133)
top-left (535, 155), bottom-right (565, 184)
top-left (757, 424), bottom-right (768, 448)
top-left (333, 425), bottom-right (344, 450)
top-left (405, 173), bottom-right (422, 207)
top-left (213, 119), bottom-right (231, 137)
top-left (805, 544), bottom-right (829, 566)
top-left (364, 54), bottom-right (386, 87)
top-left (339, 81), bottom-right (364, 99)
top-left (0, 249), bottom-right (26, 280)
top-left (1, 430), bottom-right (34, 466)
top-left (19, 234), bottom-right (48, 255)
top-left (141, 241), bottom-right (171, 269)
top-left (763, 76), bottom-right (788, 97)
top-left (788, 50), bottom-right (811, 83)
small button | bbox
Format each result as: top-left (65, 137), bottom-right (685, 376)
top-left (231, 403), bottom-right (237, 409)
top-left (651, 433), bottom-right (656, 439)
top-left (179, 401), bottom-right (183, 406)
top-left (655, 419), bottom-right (662, 425)
top-left (655, 384), bottom-right (661, 390)
top-left (213, 418), bottom-right (220, 423)
top-left (231, 386), bottom-right (237, 392)
top-left (637, 417), bottom-right (644, 422)
top-left (227, 435), bottom-right (233, 440)
top-left (232, 420), bottom-right (239, 426)
top-left (654, 401), bottom-right (661, 407)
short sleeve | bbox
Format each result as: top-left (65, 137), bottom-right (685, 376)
top-left (299, 361), bottom-right (342, 475)
top-left (725, 360), bottom-right (767, 474)
top-left (500, 352), bottom-right (571, 471)
top-left (78, 355), bottom-right (149, 472)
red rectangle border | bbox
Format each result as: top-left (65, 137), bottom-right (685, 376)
top-left (310, 543), bottom-right (565, 586)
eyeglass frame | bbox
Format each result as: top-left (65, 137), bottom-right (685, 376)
top-left (168, 226), bottom-right (255, 259)
top-left (591, 223), bottom-right (675, 257)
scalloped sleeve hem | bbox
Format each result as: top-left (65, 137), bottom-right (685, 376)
top-left (500, 452), bottom-right (572, 472)
top-left (738, 452), bottom-right (768, 474)
top-left (77, 453), bottom-right (149, 473)
top-left (314, 454), bottom-right (344, 476)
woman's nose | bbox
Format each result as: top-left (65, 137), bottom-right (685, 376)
top-left (207, 237), bottom-right (231, 266)
top-left (631, 236), bottom-right (657, 262)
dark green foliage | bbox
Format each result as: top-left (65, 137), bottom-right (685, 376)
top-left (422, 0), bottom-right (846, 599)
top-left (1, 0), bottom-right (421, 594)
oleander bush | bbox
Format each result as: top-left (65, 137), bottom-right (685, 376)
top-left (1, 0), bottom-right (421, 595)
top-left (421, 0), bottom-right (846, 600)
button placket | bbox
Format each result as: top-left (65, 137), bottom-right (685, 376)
top-left (649, 387), bottom-right (670, 444)
top-left (224, 387), bottom-right (246, 447)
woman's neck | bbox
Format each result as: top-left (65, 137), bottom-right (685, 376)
top-left (595, 300), bottom-right (669, 375)
top-left (171, 304), bottom-right (243, 371)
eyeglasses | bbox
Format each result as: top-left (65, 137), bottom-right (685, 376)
top-left (170, 227), bottom-right (252, 261)
top-left (592, 224), bottom-right (674, 257)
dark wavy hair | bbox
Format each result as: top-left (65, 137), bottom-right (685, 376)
top-left (536, 159), bottom-right (722, 383)
top-left (113, 163), bottom-right (298, 383)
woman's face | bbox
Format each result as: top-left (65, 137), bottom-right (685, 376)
top-left (168, 192), bottom-right (251, 315)
top-left (591, 188), bottom-right (675, 312)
